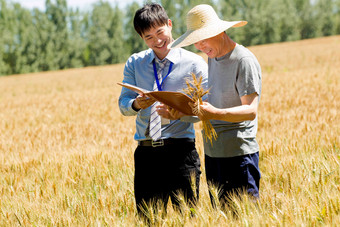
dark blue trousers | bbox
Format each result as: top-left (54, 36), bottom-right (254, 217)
top-left (205, 152), bottom-right (261, 207)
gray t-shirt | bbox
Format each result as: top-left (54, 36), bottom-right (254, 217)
top-left (204, 44), bottom-right (262, 158)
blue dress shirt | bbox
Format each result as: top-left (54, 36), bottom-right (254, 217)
top-left (119, 48), bottom-right (208, 141)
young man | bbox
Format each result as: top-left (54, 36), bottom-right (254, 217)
top-left (118, 3), bottom-right (208, 217)
top-left (169, 4), bottom-right (262, 207)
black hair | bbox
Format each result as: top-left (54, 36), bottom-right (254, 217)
top-left (133, 3), bottom-right (169, 37)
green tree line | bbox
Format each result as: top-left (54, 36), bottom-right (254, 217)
top-left (1, 0), bottom-right (339, 76)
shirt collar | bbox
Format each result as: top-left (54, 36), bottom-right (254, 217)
top-left (148, 48), bottom-right (180, 65)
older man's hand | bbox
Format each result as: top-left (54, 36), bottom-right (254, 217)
top-left (189, 101), bottom-right (216, 121)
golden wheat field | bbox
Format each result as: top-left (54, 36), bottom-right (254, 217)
top-left (0, 36), bottom-right (339, 226)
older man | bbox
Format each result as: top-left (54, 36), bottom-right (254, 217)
top-left (169, 4), bottom-right (262, 207)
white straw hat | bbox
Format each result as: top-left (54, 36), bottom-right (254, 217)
top-left (169, 4), bottom-right (247, 48)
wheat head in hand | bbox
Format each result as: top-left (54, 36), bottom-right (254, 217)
top-left (183, 73), bottom-right (217, 145)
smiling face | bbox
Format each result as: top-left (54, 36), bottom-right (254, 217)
top-left (141, 19), bottom-right (173, 60)
top-left (194, 32), bottom-right (229, 58)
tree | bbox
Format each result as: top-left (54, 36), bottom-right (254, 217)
top-left (12, 4), bottom-right (39, 74)
top-left (31, 8), bottom-right (55, 71)
top-left (219, 0), bottom-right (276, 46)
top-left (67, 8), bottom-right (86, 68)
top-left (87, 1), bottom-right (127, 65)
top-left (87, 1), bottom-right (113, 65)
top-left (277, 0), bottom-right (300, 42)
top-left (336, 0), bottom-right (340, 34)
top-left (315, 0), bottom-right (336, 37)
top-left (124, 2), bottom-right (146, 54)
top-left (45, 0), bottom-right (69, 70)
top-left (295, 0), bottom-right (318, 39)
top-left (0, 0), bottom-right (339, 76)
top-left (109, 5), bottom-right (129, 63)
top-left (0, 0), bottom-right (13, 75)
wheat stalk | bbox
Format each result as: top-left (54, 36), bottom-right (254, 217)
top-left (183, 73), bottom-right (217, 145)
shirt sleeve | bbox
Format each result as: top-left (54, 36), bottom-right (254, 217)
top-left (236, 57), bottom-right (261, 98)
top-left (118, 57), bottom-right (139, 116)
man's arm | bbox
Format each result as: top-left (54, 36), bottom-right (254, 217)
top-left (118, 60), bottom-right (141, 116)
top-left (196, 92), bottom-right (258, 122)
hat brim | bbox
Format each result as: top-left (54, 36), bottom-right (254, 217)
top-left (169, 20), bottom-right (247, 49)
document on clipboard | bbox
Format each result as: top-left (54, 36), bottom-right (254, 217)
top-left (117, 82), bottom-right (194, 115)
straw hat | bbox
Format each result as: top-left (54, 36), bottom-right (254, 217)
top-left (169, 4), bottom-right (247, 48)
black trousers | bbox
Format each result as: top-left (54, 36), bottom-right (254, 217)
top-left (134, 140), bottom-right (201, 217)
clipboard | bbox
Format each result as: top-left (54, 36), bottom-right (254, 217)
top-left (118, 82), bottom-right (194, 115)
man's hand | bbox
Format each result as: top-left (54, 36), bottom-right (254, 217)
top-left (132, 94), bottom-right (155, 110)
top-left (189, 101), bottom-right (216, 121)
top-left (156, 104), bottom-right (184, 120)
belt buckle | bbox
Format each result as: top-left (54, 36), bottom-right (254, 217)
top-left (152, 139), bottom-right (164, 147)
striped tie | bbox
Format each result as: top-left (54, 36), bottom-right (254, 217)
top-left (149, 59), bottom-right (167, 141)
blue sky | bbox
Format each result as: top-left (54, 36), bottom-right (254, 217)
top-left (9, 0), bottom-right (145, 11)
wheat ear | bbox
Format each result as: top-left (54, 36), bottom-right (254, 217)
top-left (183, 73), bottom-right (217, 145)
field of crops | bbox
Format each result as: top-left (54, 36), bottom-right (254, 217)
top-left (0, 36), bottom-right (339, 226)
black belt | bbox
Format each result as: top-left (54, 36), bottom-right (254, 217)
top-left (138, 138), bottom-right (195, 147)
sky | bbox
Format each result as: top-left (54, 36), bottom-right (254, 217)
top-left (9, 0), bottom-right (145, 11)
